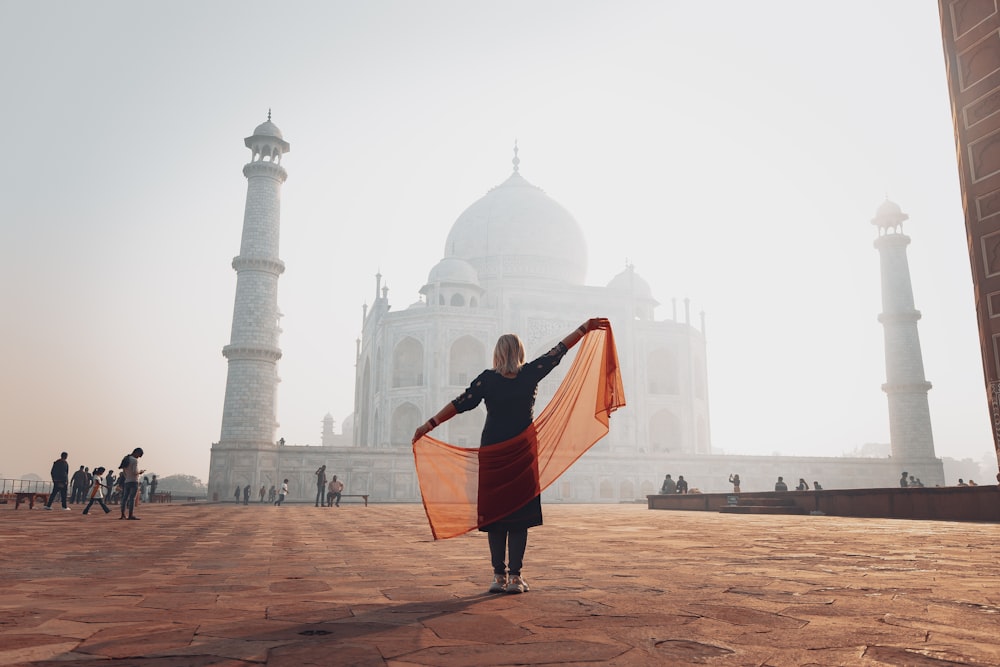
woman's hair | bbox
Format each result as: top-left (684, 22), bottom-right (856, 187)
top-left (493, 334), bottom-right (525, 375)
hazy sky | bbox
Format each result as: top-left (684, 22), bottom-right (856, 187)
top-left (2, 1), bottom-right (996, 482)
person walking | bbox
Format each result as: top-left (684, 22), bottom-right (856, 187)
top-left (243, 484), bottom-right (251, 505)
top-left (119, 447), bottom-right (145, 520)
top-left (275, 479), bottom-right (289, 506)
top-left (82, 467), bottom-right (112, 515)
top-left (413, 318), bottom-right (606, 594)
top-left (44, 452), bottom-right (71, 511)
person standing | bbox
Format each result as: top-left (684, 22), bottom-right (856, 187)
top-left (105, 469), bottom-right (117, 503)
top-left (314, 465), bottom-right (328, 507)
top-left (234, 486), bottom-right (241, 503)
top-left (259, 485), bottom-right (266, 503)
top-left (70, 465), bottom-right (88, 504)
top-left (413, 318), bottom-right (605, 595)
top-left (44, 452), bottom-right (71, 510)
top-left (243, 484), bottom-right (251, 505)
top-left (82, 467), bottom-right (112, 515)
top-left (328, 475), bottom-right (344, 507)
top-left (275, 479), bottom-right (289, 506)
top-left (728, 473), bottom-right (741, 493)
top-left (119, 447), bottom-right (145, 520)
top-left (149, 475), bottom-right (158, 502)
top-left (899, 471), bottom-right (909, 488)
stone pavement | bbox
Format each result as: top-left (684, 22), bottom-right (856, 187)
top-left (1, 501), bottom-right (999, 666)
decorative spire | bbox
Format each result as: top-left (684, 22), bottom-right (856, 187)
top-left (267, 108), bottom-right (272, 122)
top-left (512, 139), bottom-right (520, 173)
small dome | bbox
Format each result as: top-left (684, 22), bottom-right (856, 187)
top-left (871, 199), bottom-right (908, 228)
top-left (607, 265), bottom-right (655, 302)
top-left (253, 119), bottom-right (283, 139)
top-left (427, 257), bottom-right (480, 286)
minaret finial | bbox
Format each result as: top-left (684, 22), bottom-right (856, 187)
top-left (267, 108), bottom-right (272, 122)
top-left (512, 139), bottom-right (520, 173)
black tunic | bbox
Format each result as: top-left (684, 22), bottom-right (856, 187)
top-left (452, 342), bottom-right (568, 531)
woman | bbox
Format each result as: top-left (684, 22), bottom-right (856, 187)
top-left (413, 318), bottom-right (605, 595)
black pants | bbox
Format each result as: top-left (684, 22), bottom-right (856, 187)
top-left (46, 483), bottom-right (68, 509)
top-left (83, 496), bottom-right (111, 514)
top-left (121, 482), bottom-right (139, 516)
top-left (488, 529), bottom-right (528, 576)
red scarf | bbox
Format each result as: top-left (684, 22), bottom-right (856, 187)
top-left (413, 324), bottom-right (625, 539)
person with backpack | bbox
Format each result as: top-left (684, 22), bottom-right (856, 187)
top-left (119, 448), bottom-right (145, 520)
top-left (82, 467), bottom-right (112, 515)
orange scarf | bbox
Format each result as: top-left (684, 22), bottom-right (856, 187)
top-left (413, 324), bottom-right (625, 539)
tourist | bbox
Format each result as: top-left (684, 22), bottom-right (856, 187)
top-left (729, 473), bottom-right (741, 493)
top-left (105, 469), bottom-right (117, 503)
top-left (82, 467), bottom-right (111, 515)
top-left (243, 484), bottom-right (251, 505)
top-left (149, 474), bottom-right (158, 502)
top-left (141, 475), bottom-right (150, 502)
top-left (675, 475), bottom-right (689, 494)
top-left (119, 447), bottom-right (145, 520)
top-left (70, 465), bottom-right (88, 504)
top-left (268, 485), bottom-right (277, 503)
top-left (957, 478), bottom-right (968, 486)
top-left (234, 486), bottom-right (241, 503)
top-left (796, 478), bottom-right (810, 491)
top-left (900, 471), bottom-right (909, 488)
top-left (275, 479), bottom-right (289, 506)
top-left (774, 476), bottom-right (788, 492)
top-left (813, 481), bottom-right (823, 490)
top-left (315, 465), bottom-right (328, 507)
top-left (412, 317), bottom-right (606, 595)
top-left (328, 475), bottom-right (344, 507)
top-left (968, 479), bottom-right (978, 486)
top-left (259, 485), bottom-right (266, 503)
top-left (44, 452), bottom-right (71, 511)
top-left (659, 474), bottom-right (676, 494)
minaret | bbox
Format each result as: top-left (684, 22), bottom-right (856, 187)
top-left (209, 113), bottom-right (290, 499)
top-left (872, 200), bottom-right (940, 480)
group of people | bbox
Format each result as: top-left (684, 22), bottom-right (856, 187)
top-left (232, 481), bottom-right (292, 505)
top-left (772, 476), bottom-right (822, 491)
top-left (230, 470), bottom-right (345, 507)
top-left (44, 448), bottom-right (147, 519)
top-left (659, 474), bottom-right (689, 494)
top-left (314, 465), bottom-right (345, 507)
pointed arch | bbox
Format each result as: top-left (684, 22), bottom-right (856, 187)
top-left (392, 337), bottom-right (424, 387)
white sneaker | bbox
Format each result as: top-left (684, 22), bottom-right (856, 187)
top-left (506, 575), bottom-right (529, 594)
top-left (488, 573), bottom-right (507, 593)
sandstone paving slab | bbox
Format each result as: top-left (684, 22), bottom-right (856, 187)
top-left (3, 502), bottom-right (1000, 666)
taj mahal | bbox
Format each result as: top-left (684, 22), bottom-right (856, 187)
top-left (208, 116), bottom-right (944, 502)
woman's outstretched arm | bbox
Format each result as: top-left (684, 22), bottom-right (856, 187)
top-left (412, 401), bottom-right (458, 443)
top-left (561, 317), bottom-right (608, 350)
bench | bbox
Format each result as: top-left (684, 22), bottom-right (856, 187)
top-left (14, 492), bottom-right (49, 509)
top-left (338, 494), bottom-right (369, 507)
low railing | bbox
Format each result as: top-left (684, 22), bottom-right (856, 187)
top-left (0, 479), bottom-right (53, 494)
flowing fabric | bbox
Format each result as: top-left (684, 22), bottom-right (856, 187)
top-left (413, 324), bottom-right (625, 539)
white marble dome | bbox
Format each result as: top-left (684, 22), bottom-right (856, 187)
top-left (608, 265), bottom-right (655, 301)
top-left (427, 257), bottom-right (480, 286)
top-left (253, 119), bottom-right (283, 139)
top-left (444, 171), bottom-right (588, 285)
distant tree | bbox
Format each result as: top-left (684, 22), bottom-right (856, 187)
top-left (156, 474), bottom-right (207, 497)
